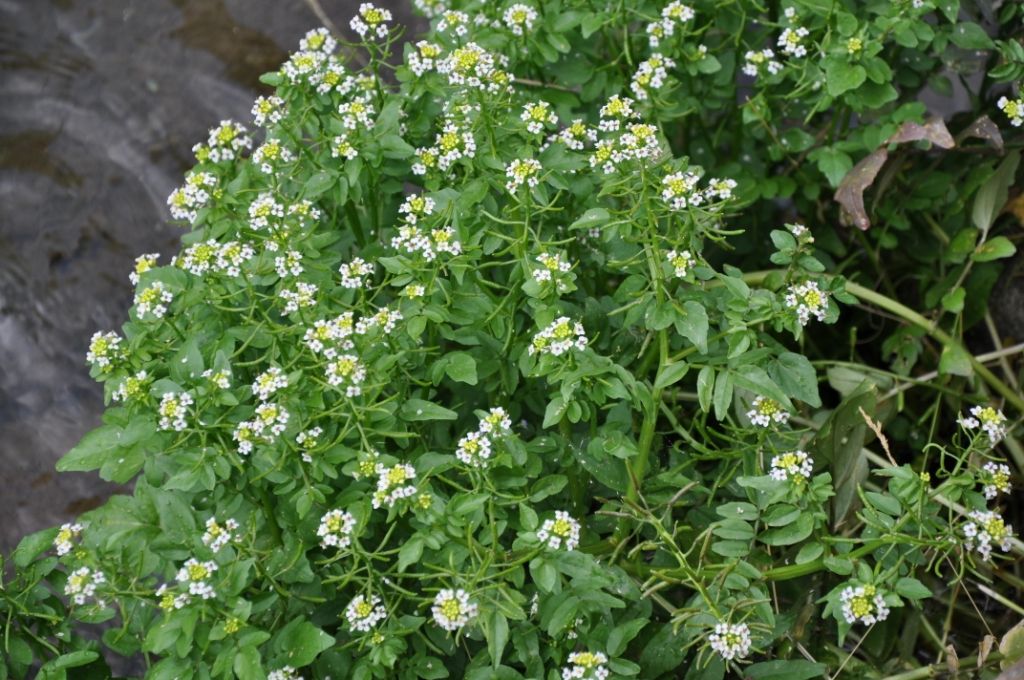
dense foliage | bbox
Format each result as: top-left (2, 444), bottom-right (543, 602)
top-left (2, 0), bottom-right (1023, 678)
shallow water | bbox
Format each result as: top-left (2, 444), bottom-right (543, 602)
top-left (0, 0), bottom-right (421, 552)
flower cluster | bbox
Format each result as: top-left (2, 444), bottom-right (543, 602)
top-left (252, 366), bottom-right (288, 401)
top-left (201, 518), bottom-right (239, 552)
top-left (372, 463), bottom-right (417, 509)
top-left (998, 95), bottom-right (1024, 127)
top-left (339, 257), bottom-right (375, 289)
top-left (351, 3), bottom-right (392, 40)
top-left (167, 171), bottom-right (217, 223)
top-left (505, 157), bottom-right (542, 192)
top-left (437, 10), bottom-right (469, 37)
top-left (318, 509), bottom-right (357, 549)
top-left (279, 282), bottom-right (318, 313)
top-left (561, 651), bottom-right (609, 680)
top-left (537, 510), bottom-right (581, 551)
top-left (769, 450), bottom-right (813, 483)
top-left (65, 567), bottom-right (106, 606)
top-left (665, 249), bottom-right (695, 278)
top-left (408, 40), bottom-right (443, 76)
top-left (708, 621), bottom-right (752, 661)
top-left (338, 96), bottom-right (376, 130)
top-left (645, 1), bottom-right (694, 48)
top-left (529, 317), bottom-right (588, 357)
top-left (521, 101), bottom-right (558, 135)
top-left (252, 139), bottom-right (296, 175)
top-left (840, 583), bottom-right (890, 626)
top-left (177, 558), bottom-right (217, 600)
top-left (129, 253), bottom-right (159, 285)
top-left (554, 119), bottom-right (597, 151)
top-left (202, 368), bottom-right (231, 389)
top-left (746, 396), bottom-right (790, 428)
top-left (251, 95), bottom-right (285, 127)
top-left (958, 405), bottom-right (1009, 444)
top-left (193, 120), bottom-right (252, 163)
top-left (267, 667), bottom-right (301, 680)
top-left (503, 4), bottom-right (538, 36)
top-left (778, 8), bottom-right (811, 58)
top-left (533, 252), bottom-right (573, 288)
top-left (437, 43), bottom-right (512, 94)
top-left (326, 354), bottom-right (367, 396)
top-left (399, 194), bottom-right (435, 225)
top-left (981, 462), bottom-right (1012, 500)
top-left (415, 120), bottom-right (478, 176)
top-left (113, 370), bottom-right (149, 402)
top-left (432, 588), bottom-right (478, 631)
top-left (962, 509), bottom-right (1014, 561)
top-left (743, 49), bottom-right (782, 79)
top-left (158, 391), bottom-right (193, 432)
top-left (54, 522), bottom-right (83, 556)
top-left (345, 594), bottom-right (388, 632)
top-left (631, 54), bottom-right (676, 101)
top-left (785, 281), bottom-right (829, 326)
top-left (456, 408), bottom-right (513, 467)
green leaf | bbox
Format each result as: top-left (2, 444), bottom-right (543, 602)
top-left (303, 171), bottom-right (336, 200)
top-left (654, 362), bottom-right (689, 390)
top-left (697, 366), bottom-right (714, 414)
top-left (399, 399), bottom-right (458, 421)
top-left (813, 147), bottom-right (853, 188)
top-left (607, 620), bottom-right (648, 657)
top-left (759, 512), bottom-right (814, 546)
top-left (972, 151), bottom-right (1019, 234)
top-left (949, 22), bottom-right (994, 49)
top-left (530, 475), bottom-right (568, 502)
top-left (746, 660), bottom-right (827, 679)
top-left (941, 286), bottom-right (965, 313)
top-left (936, 0), bottom-right (959, 22)
top-left (770, 352), bottom-right (821, 407)
top-left (531, 558), bottom-right (557, 592)
top-left (814, 383), bottom-right (875, 528)
top-left (675, 301), bottom-right (709, 353)
top-left (444, 352), bottom-right (478, 385)
top-left (397, 536), bottom-right (424, 572)
top-left (826, 60), bottom-right (867, 97)
top-left (13, 527), bottom-right (58, 568)
top-left (485, 610), bottom-right (509, 668)
top-left (274, 619), bottom-right (334, 668)
top-left (972, 236), bottom-right (1017, 262)
top-left (233, 647), bottom-right (264, 680)
top-left (895, 577), bottom-right (932, 601)
top-left (938, 344), bottom-right (973, 377)
top-left (569, 207), bottom-right (610, 231)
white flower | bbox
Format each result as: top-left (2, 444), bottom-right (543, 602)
top-left (557, 119), bottom-right (597, 150)
top-left (456, 431), bottom-right (493, 467)
top-left (561, 651), bottom-right (610, 680)
top-left (166, 171), bottom-right (217, 223)
top-left (318, 509), bottom-right (356, 549)
top-left (54, 522), bottom-right (83, 556)
top-left (176, 558), bottom-right (218, 600)
top-left (86, 331), bottom-right (124, 370)
top-left (787, 222), bottom-right (813, 242)
top-left (274, 249), bottom-right (304, 279)
top-left (438, 10), bottom-right (469, 36)
top-left (408, 40), bottom-right (443, 76)
top-left (521, 101), bottom-right (558, 135)
top-left (778, 25), bottom-right (810, 58)
top-left (533, 252), bottom-right (572, 287)
top-left (631, 54), bottom-right (676, 100)
top-left (708, 622), bottom-right (752, 661)
top-left (281, 50), bottom-right (325, 85)
top-left (65, 567), bottom-right (105, 605)
top-left (840, 584), bottom-right (891, 626)
top-left (332, 134), bottom-right (359, 160)
top-left (279, 282), bottom-right (318, 313)
top-left (253, 139), bottom-right (296, 174)
top-left (345, 594), bottom-right (387, 632)
top-left (129, 253), bottom-right (159, 285)
top-left (338, 96), bottom-right (376, 130)
top-left (661, 171), bottom-right (701, 210)
top-left (248, 192), bottom-right (285, 230)
top-left (201, 518), bottom-right (239, 552)
top-left (478, 407), bottom-right (513, 435)
top-left (666, 249), bottom-right (695, 278)
top-left (998, 96), bottom-right (1024, 127)
top-left (300, 27), bottom-right (336, 55)
top-left (112, 370), bottom-right (149, 402)
top-left (962, 509), bottom-right (1014, 561)
top-left (156, 583), bottom-right (191, 611)
top-left (770, 450), bottom-right (813, 483)
top-left (432, 588), bottom-right (478, 631)
top-left (134, 281), bottom-right (173, 319)
top-left (529, 317), bottom-right (588, 357)
top-left (663, 1), bottom-right (695, 23)
top-left (705, 177), bottom-right (737, 201)
top-left (959, 405), bottom-right (1008, 444)
top-left (267, 667), bottom-right (302, 680)
top-left (503, 4), bottom-right (538, 35)
top-left (746, 395), bottom-right (790, 428)
top-left (196, 120), bottom-right (252, 163)
top-left (252, 95), bottom-right (285, 127)
top-left (437, 43), bottom-right (513, 94)
top-left (215, 241), bottom-right (255, 277)
top-left (743, 48), bottom-right (783, 78)
top-left (339, 257), bottom-right (375, 289)
top-left (981, 462), bottom-right (1012, 500)
top-left (399, 194), bottom-right (435, 225)
top-left (505, 158), bottom-right (543, 193)
top-left (202, 368), bottom-right (231, 389)
top-left (372, 463), bottom-right (417, 509)
top-left (645, 19), bottom-right (673, 48)
top-left (785, 281), bottom-right (829, 325)
top-left (351, 3), bottom-right (392, 39)
top-left (326, 354), bottom-right (367, 396)
top-left (598, 95), bottom-right (637, 131)
top-left (537, 511), bottom-right (581, 551)
top-left (158, 392), bottom-right (193, 432)
top-left (252, 367), bottom-right (287, 401)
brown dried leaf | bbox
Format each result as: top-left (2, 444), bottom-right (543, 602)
top-left (836, 149), bottom-right (888, 230)
top-left (980, 635), bottom-right (996, 668)
top-left (959, 115), bottom-right (1005, 151)
top-left (946, 645), bottom-right (960, 674)
top-left (858, 406), bottom-right (895, 465)
top-left (886, 117), bottom-right (955, 148)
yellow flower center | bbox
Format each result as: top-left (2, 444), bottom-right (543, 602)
top-left (985, 517), bottom-right (1008, 541)
top-left (387, 467), bottom-right (408, 485)
top-left (552, 518), bottom-right (572, 537)
top-left (440, 598), bottom-right (461, 620)
top-left (356, 600), bottom-right (374, 617)
top-left (187, 563), bottom-right (209, 580)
